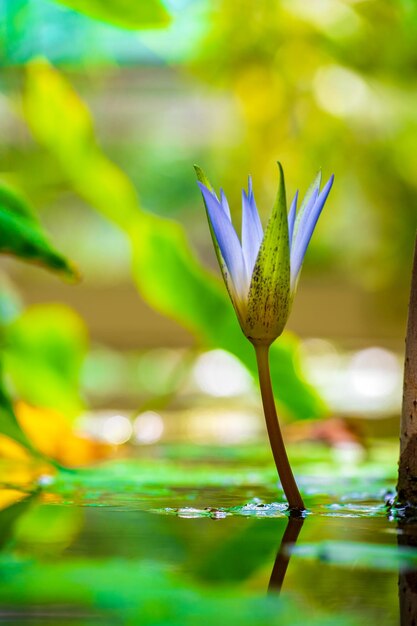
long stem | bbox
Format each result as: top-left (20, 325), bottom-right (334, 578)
top-left (254, 344), bottom-right (305, 511)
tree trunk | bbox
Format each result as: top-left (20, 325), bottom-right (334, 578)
top-left (398, 523), bottom-right (417, 626)
top-left (397, 233), bottom-right (417, 507)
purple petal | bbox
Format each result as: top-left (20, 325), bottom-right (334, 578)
top-left (293, 172), bottom-right (322, 241)
top-left (197, 182), bottom-right (247, 295)
top-left (220, 189), bottom-right (231, 220)
top-left (290, 174), bottom-right (321, 263)
top-left (288, 190), bottom-right (298, 249)
top-left (290, 175), bottom-right (334, 288)
top-left (241, 187), bottom-right (264, 277)
top-left (290, 187), bottom-right (319, 268)
top-left (248, 175), bottom-right (253, 199)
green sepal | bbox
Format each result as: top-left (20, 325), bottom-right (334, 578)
top-left (245, 162), bottom-right (290, 344)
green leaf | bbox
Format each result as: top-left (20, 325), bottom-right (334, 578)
top-left (0, 381), bottom-right (33, 451)
top-left (291, 541), bottom-right (417, 572)
top-left (3, 304), bottom-right (87, 419)
top-left (0, 554), bottom-right (357, 626)
top-left (194, 518), bottom-right (283, 583)
top-left (0, 493), bottom-right (35, 551)
top-left (0, 275), bottom-right (22, 326)
top-left (22, 60), bottom-right (327, 420)
top-left (52, 0), bottom-right (171, 29)
top-left (0, 183), bottom-right (77, 280)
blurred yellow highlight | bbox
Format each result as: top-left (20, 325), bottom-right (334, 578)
top-left (13, 402), bottom-right (112, 468)
top-left (0, 488), bottom-right (30, 511)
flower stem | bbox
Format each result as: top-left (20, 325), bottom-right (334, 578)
top-left (254, 344), bottom-right (305, 511)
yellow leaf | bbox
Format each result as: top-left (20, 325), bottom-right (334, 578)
top-left (0, 488), bottom-right (29, 511)
top-left (15, 402), bottom-right (111, 467)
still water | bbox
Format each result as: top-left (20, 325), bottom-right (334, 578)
top-left (0, 444), bottom-right (411, 626)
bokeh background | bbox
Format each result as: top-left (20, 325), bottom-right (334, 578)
top-left (1, 0), bottom-right (416, 462)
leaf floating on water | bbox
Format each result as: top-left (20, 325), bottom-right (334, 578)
top-left (228, 502), bottom-right (289, 518)
top-left (155, 501), bottom-right (294, 520)
top-left (322, 503), bottom-right (386, 518)
top-left (157, 507), bottom-right (229, 520)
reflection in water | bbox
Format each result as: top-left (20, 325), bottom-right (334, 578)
top-left (0, 490), bottom-right (35, 550)
top-left (0, 488), bottom-right (407, 624)
top-left (268, 515), bottom-right (305, 594)
top-left (399, 522), bottom-right (417, 626)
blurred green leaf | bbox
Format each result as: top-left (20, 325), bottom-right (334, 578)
top-left (14, 503), bottom-right (83, 555)
top-left (22, 60), bottom-right (326, 420)
top-left (3, 304), bottom-right (87, 419)
top-left (0, 379), bottom-right (33, 450)
top-left (52, 0), bottom-right (170, 29)
top-left (0, 493), bottom-right (35, 550)
top-left (0, 275), bottom-right (22, 326)
top-left (0, 183), bottom-right (77, 280)
top-left (291, 541), bottom-right (417, 572)
top-left (0, 296), bottom-right (36, 452)
top-left (0, 554), bottom-right (357, 626)
top-left (195, 518), bottom-right (283, 583)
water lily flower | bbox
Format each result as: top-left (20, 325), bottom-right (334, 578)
top-left (195, 163), bottom-right (334, 346)
top-left (195, 162), bottom-right (334, 511)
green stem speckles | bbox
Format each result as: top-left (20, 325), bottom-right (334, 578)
top-left (254, 343), bottom-right (305, 512)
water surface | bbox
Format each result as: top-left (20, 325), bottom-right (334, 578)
top-left (0, 443), bottom-right (408, 626)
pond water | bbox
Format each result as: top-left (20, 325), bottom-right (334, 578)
top-left (0, 442), bottom-right (411, 625)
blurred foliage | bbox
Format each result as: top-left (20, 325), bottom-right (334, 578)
top-left (3, 304), bottom-right (86, 418)
top-left (0, 378), bottom-right (32, 451)
top-left (0, 178), bottom-right (78, 455)
top-left (0, 275), bottom-right (22, 325)
top-left (1, 0), bottom-right (416, 299)
top-left (52, 0), bottom-right (171, 30)
top-left (14, 501), bottom-right (83, 553)
top-left (1, 0), bottom-right (415, 439)
top-left (0, 284), bottom-right (38, 455)
top-left (0, 302), bottom-right (80, 455)
top-left (292, 540), bottom-right (417, 572)
top-left (0, 182), bottom-right (76, 279)
top-left (0, 491), bottom-right (34, 550)
top-left (0, 297), bottom-right (109, 466)
top-left (0, 553), bottom-right (357, 626)
top-left (0, 0), bottom-right (203, 65)
top-left (21, 60), bottom-right (324, 420)
top-left (191, 0), bottom-right (417, 301)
